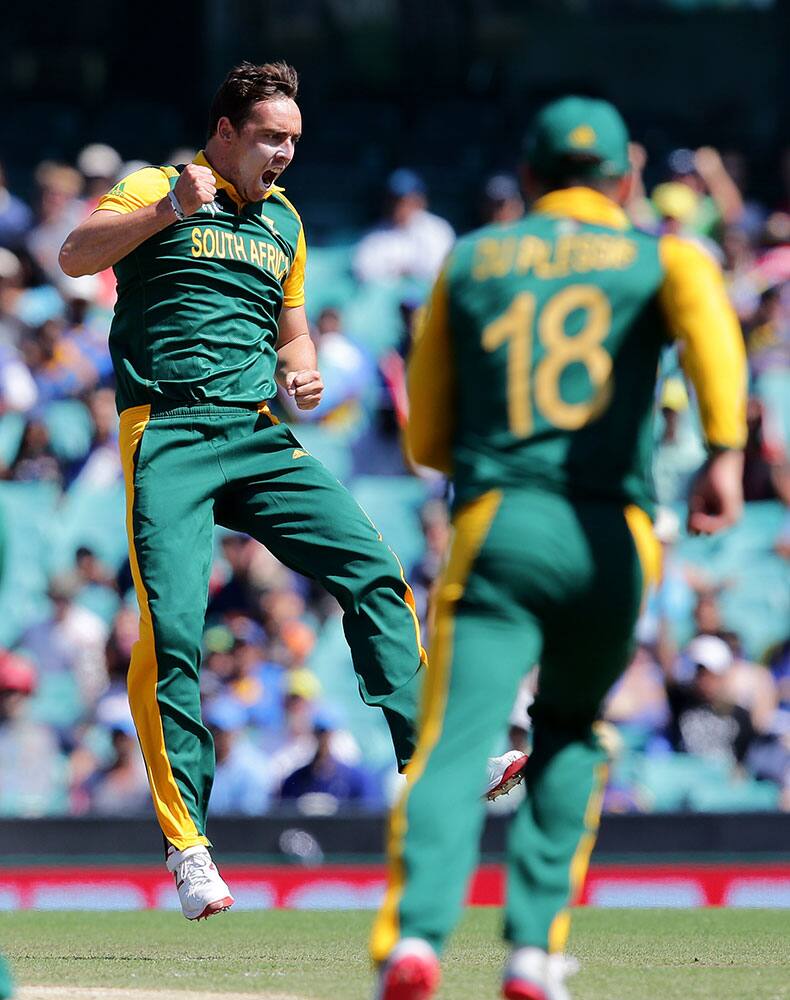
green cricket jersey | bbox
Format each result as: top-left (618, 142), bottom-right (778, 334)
top-left (408, 187), bottom-right (747, 515)
top-left (96, 152), bottom-right (306, 413)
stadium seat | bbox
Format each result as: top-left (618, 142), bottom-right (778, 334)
top-left (43, 400), bottom-right (93, 462)
top-left (309, 614), bottom-right (396, 770)
top-left (0, 482), bottom-right (61, 646)
top-left (50, 481), bottom-right (127, 574)
top-left (350, 475), bottom-right (430, 571)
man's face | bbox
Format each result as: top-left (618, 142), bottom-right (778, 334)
top-left (223, 98), bottom-right (301, 203)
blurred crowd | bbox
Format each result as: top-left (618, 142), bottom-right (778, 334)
top-left (0, 136), bottom-right (787, 819)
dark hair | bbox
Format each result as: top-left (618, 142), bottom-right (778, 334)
top-left (207, 61), bottom-right (299, 139)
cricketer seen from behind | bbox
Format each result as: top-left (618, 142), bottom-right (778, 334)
top-left (58, 60), bottom-right (524, 922)
top-left (371, 96), bottom-right (747, 1000)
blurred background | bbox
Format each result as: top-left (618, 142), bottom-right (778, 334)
top-left (0, 0), bottom-right (787, 909)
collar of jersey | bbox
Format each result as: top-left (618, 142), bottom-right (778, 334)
top-left (193, 150), bottom-right (284, 209)
top-left (532, 187), bottom-right (629, 230)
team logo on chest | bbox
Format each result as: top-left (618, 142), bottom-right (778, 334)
top-left (190, 225), bottom-right (289, 280)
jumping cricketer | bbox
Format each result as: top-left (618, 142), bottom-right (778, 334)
top-left (59, 61), bottom-right (523, 921)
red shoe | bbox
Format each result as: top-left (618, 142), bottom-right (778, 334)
top-left (502, 979), bottom-right (548, 1000)
top-left (486, 751), bottom-right (529, 800)
top-left (376, 939), bottom-right (441, 1000)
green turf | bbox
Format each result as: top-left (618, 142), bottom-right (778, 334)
top-left (1, 908), bottom-right (789, 999)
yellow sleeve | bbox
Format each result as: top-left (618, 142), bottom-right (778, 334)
top-left (282, 224), bottom-right (306, 308)
top-left (658, 235), bottom-right (747, 450)
top-left (94, 166), bottom-right (174, 214)
top-left (406, 269), bottom-right (455, 473)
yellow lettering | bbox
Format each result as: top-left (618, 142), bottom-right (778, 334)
top-left (191, 228), bottom-right (202, 257)
top-left (234, 234), bottom-right (247, 261)
top-left (473, 239), bottom-right (499, 281)
top-left (215, 229), bottom-right (226, 259)
top-left (516, 237), bottom-right (550, 276)
top-left (203, 229), bottom-right (215, 257)
top-left (249, 240), bottom-right (260, 266)
top-left (266, 244), bottom-right (277, 272)
top-left (276, 251), bottom-right (287, 278)
top-left (258, 242), bottom-right (269, 268)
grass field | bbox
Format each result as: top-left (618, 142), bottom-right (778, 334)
top-left (2, 908), bottom-right (790, 1000)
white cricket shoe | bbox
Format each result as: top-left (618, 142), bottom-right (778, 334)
top-left (486, 750), bottom-right (529, 800)
top-left (166, 845), bottom-right (235, 921)
top-left (502, 946), bottom-right (580, 1000)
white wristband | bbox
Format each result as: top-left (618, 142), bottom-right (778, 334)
top-left (167, 189), bottom-right (186, 221)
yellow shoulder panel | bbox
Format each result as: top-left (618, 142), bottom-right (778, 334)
top-left (95, 166), bottom-right (172, 215)
top-left (406, 269), bottom-right (455, 474)
top-left (282, 224), bottom-right (306, 308)
top-left (658, 235), bottom-right (747, 450)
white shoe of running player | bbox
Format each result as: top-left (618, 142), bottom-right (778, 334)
top-left (486, 750), bottom-right (529, 800)
top-left (166, 845), bottom-right (235, 920)
top-left (502, 947), bottom-right (580, 1000)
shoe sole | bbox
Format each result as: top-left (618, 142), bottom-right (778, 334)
top-left (502, 979), bottom-right (549, 1000)
top-left (190, 895), bottom-right (235, 921)
top-left (379, 955), bottom-right (440, 1000)
top-left (486, 758), bottom-right (528, 801)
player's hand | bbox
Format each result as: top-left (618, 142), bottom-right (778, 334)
top-left (687, 449), bottom-right (744, 536)
top-left (172, 164), bottom-right (217, 216)
top-left (285, 370), bottom-right (324, 410)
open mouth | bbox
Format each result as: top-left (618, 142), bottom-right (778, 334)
top-left (261, 169), bottom-right (278, 188)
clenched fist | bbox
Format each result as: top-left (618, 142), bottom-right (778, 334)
top-left (285, 370), bottom-right (324, 411)
top-left (172, 164), bottom-right (217, 216)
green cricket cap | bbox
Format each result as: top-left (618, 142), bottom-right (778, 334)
top-left (524, 96), bottom-right (630, 180)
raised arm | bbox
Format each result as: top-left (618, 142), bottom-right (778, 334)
top-left (658, 235), bottom-right (748, 534)
top-left (58, 165), bottom-right (217, 277)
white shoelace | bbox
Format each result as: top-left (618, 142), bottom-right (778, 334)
top-left (177, 852), bottom-right (215, 891)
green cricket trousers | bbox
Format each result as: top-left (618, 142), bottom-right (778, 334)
top-left (119, 400), bottom-right (426, 851)
top-left (371, 486), bottom-right (660, 960)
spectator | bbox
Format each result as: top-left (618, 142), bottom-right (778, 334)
top-left (205, 697), bottom-right (273, 816)
top-left (664, 146), bottom-right (744, 235)
top-left (652, 377), bottom-right (706, 506)
top-left (717, 631), bottom-right (778, 734)
top-left (480, 174), bottom-right (524, 225)
top-left (281, 306), bottom-right (373, 429)
top-left (60, 274), bottom-right (114, 385)
top-left (409, 498), bottom-right (450, 630)
top-left (23, 318), bottom-right (98, 403)
top-left (26, 162), bottom-right (85, 286)
top-left (83, 700), bottom-right (150, 816)
top-left (0, 652), bottom-right (66, 815)
top-left (666, 634), bottom-right (757, 771)
top-left (353, 168), bottom-right (454, 283)
top-left (68, 388), bottom-right (121, 488)
top-left (606, 644), bottom-right (669, 735)
top-left (76, 143), bottom-right (122, 210)
top-left (18, 573), bottom-right (108, 707)
top-left (280, 712), bottom-right (377, 811)
top-left (742, 397), bottom-right (789, 503)
top-left (0, 162), bottom-right (33, 251)
top-left (0, 416), bottom-right (61, 485)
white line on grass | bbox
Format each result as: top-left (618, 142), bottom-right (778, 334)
top-left (19, 988), bottom-right (309, 1000)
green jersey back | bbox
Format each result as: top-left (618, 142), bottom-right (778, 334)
top-left (445, 212), bottom-right (667, 512)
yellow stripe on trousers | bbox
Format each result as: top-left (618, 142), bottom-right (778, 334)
top-left (370, 489), bottom-right (502, 963)
top-left (547, 760), bottom-right (608, 953)
top-left (548, 508), bottom-right (659, 952)
top-left (624, 504), bottom-right (663, 597)
top-left (119, 405), bottom-right (208, 851)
